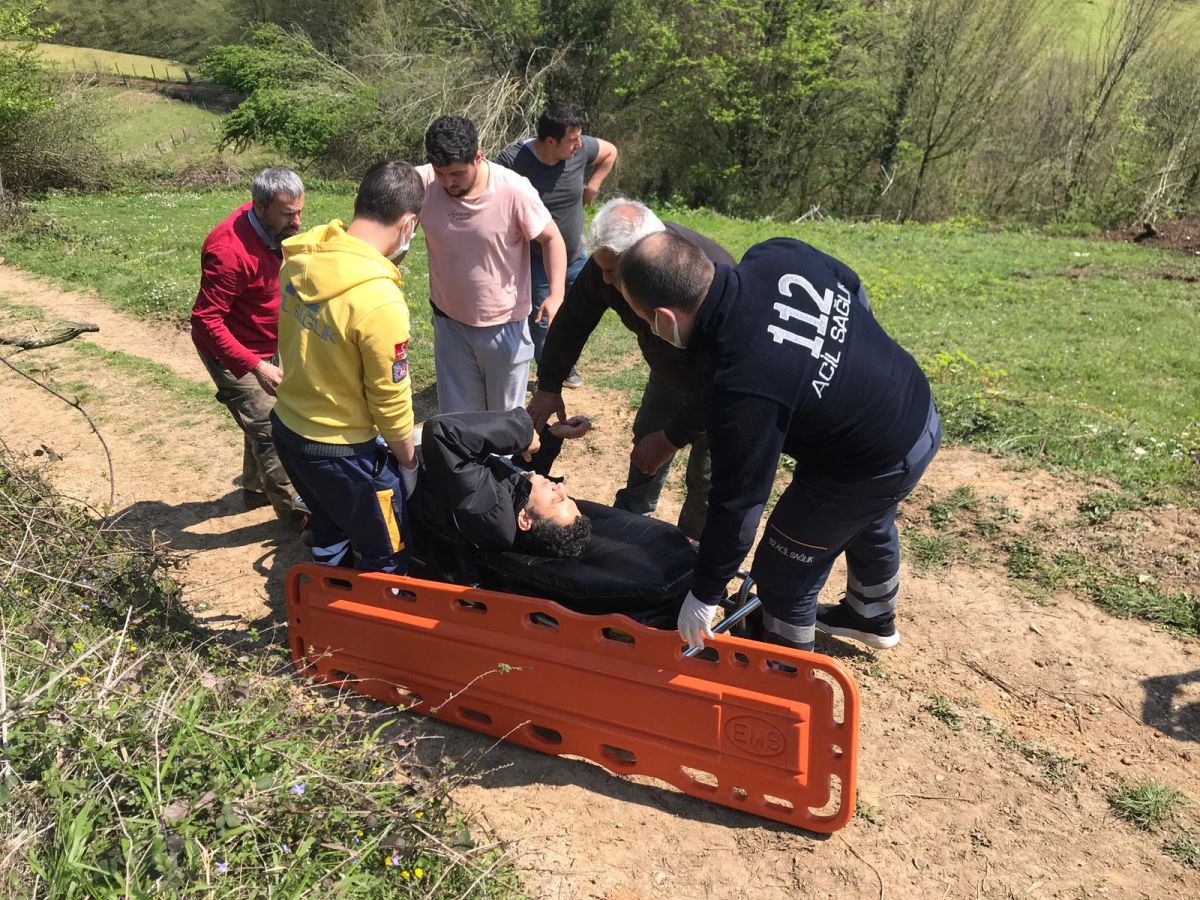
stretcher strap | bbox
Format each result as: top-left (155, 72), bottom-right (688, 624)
top-left (286, 563), bottom-right (859, 831)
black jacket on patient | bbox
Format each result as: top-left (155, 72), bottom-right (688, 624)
top-left (418, 409), bottom-right (589, 557)
top-left (415, 409), bottom-right (696, 628)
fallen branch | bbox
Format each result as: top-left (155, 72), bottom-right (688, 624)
top-left (0, 332), bottom-right (116, 510)
top-left (839, 834), bottom-right (884, 900)
top-left (963, 658), bottom-right (1031, 704)
top-left (0, 321), bottom-right (98, 350)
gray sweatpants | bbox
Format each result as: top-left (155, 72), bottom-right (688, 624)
top-left (432, 314), bottom-right (533, 413)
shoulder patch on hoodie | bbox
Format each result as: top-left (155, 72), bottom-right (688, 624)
top-left (392, 357), bottom-right (409, 383)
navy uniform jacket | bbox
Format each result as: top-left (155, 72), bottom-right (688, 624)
top-left (686, 238), bottom-right (931, 602)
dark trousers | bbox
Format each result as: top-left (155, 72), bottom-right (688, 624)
top-left (529, 250), bottom-right (589, 363)
top-left (612, 372), bottom-right (711, 539)
top-left (750, 402), bottom-right (941, 647)
top-left (270, 413), bottom-right (412, 574)
top-left (197, 350), bottom-right (297, 520)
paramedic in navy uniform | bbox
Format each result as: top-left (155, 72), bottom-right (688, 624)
top-left (616, 232), bottom-right (941, 653)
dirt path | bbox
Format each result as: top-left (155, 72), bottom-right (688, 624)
top-left (1, 265), bottom-right (1197, 899)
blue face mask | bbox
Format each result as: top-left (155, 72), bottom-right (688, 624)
top-left (651, 308), bottom-right (685, 349)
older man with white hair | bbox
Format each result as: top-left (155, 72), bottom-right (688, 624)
top-left (191, 166), bottom-right (308, 528)
top-left (528, 198), bottom-right (734, 539)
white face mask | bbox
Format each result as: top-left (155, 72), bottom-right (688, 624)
top-left (388, 220), bottom-right (415, 263)
top-left (650, 308), bottom-right (685, 349)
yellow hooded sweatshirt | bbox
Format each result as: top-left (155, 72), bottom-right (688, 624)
top-left (273, 221), bottom-right (414, 445)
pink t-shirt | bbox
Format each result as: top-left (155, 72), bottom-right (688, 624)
top-left (417, 163), bottom-right (551, 326)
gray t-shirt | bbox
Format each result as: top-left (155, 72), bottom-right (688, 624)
top-left (494, 135), bottom-right (600, 261)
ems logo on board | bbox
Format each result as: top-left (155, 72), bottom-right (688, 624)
top-left (723, 715), bottom-right (786, 757)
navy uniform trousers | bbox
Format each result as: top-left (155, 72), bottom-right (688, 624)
top-left (750, 401), bottom-right (941, 647)
top-left (270, 412), bottom-right (412, 574)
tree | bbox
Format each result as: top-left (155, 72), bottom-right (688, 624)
top-left (202, 24), bottom-right (377, 164)
top-left (888, 0), bottom-right (1045, 221)
top-left (1061, 0), bottom-right (1174, 214)
top-left (0, 1), bottom-right (56, 196)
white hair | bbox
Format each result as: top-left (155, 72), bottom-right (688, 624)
top-left (589, 198), bottom-right (665, 256)
top-left (251, 167), bottom-right (304, 205)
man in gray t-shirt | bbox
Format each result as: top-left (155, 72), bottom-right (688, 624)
top-left (494, 102), bottom-right (618, 385)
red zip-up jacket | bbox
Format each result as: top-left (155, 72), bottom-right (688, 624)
top-left (190, 202), bottom-right (281, 378)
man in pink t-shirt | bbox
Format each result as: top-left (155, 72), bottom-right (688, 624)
top-left (417, 115), bottom-right (567, 413)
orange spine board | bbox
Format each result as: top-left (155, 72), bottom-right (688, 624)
top-left (286, 564), bottom-right (860, 831)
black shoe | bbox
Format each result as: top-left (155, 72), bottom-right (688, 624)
top-left (815, 604), bottom-right (900, 650)
top-left (287, 509), bottom-right (311, 534)
top-left (241, 488), bottom-right (270, 510)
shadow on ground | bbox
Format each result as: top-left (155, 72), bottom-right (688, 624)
top-left (1142, 669), bottom-right (1200, 743)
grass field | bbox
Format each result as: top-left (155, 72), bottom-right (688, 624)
top-left (95, 87), bottom-right (220, 153)
top-left (2, 40), bottom-right (191, 81)
top-left (2, 190), bottom-right (1198, 502)
top-left (92, 86), bottom-right (283, 172)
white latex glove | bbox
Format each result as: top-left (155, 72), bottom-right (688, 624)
top-left (399, 462), bottom-right (419, 499)
top-left (677, 591), bottom-right (719, 652)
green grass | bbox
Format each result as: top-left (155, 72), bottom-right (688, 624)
top-left (1055, 1), bottom-right (1200, 52)
top-left (2, 40), bottom-right (190, 80)
top-left (1163, 831), bottom-right (1200, 869)
top-left (977, 714), bottom-right (1079, 784)
top-left (1077, 489), bottom-right (1141, 525)
top-left (998, 530), bottom-right (1198, 634)
top-left (96, 87), bottom-right (221, 154)
top-left (90, 86), bottom-right (286, 174)
top-left (1088, 575), bottom-right (1200, 635)
top-left (1108, 780), bottom-right (1187, 830)
top-left (4, 196), bottom-right (1200, 503)
top-left (923, 694), bottom-right (963, 731)
top-left (664, 209), bottom-right (1200, 503)
top-left (1005, 538), bottom-right (1089, 594)
top-left (71, 341), bottom-right (235, 420)
top-left (854, 798), bottom-right (884, 827)
top-left (905, 530), bottom-right (960, 574)
top-left (928, 485), bottom-right (980, 527)
top-left (0, 453), bottom-right (518, 896)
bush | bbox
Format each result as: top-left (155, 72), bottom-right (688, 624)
top-left (1, 79), bottom-right (111, 192)
top-left (0, 3), bottom-right (110, 194)
top-left (202, 24), bottom-right (378, 166)
top-left (0, 447), bottom-right (516, 895)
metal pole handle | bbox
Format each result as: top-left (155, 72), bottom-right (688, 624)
top-left (683, 574), bottom-right (760, 657)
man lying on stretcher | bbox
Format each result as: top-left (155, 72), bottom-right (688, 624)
top-left (416, 409), bottom-right (594, 558)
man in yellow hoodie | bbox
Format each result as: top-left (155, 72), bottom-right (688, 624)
top-left (270, 160), bottom-right (423, 573)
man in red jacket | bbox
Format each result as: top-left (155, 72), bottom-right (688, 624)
top-left (191, 167), bottom-right (307, 527)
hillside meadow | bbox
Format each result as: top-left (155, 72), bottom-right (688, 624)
top-left (3, 189), bottom-right (1198, 503)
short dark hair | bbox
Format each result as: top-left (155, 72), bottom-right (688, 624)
top-left (425, 115), bottom-right (478, 166)
top-left (353, 160), bottom-right (424, 224)
top-left (515, 511), bottom-right (592, 558)
top-left (536, 102), bottom-right (585, 142)
top-left (618, 232), bottom-right (714, 315)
